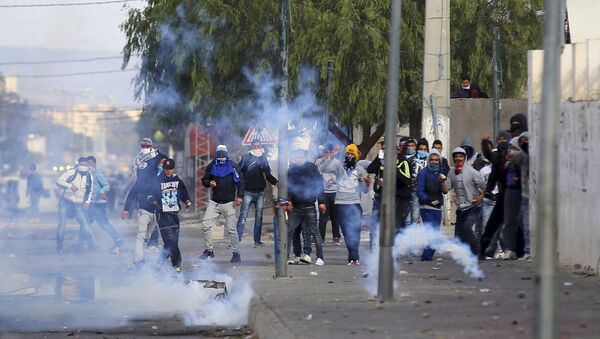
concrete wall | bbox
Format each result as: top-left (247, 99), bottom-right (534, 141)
top-left (448, 99), bottom-right (527, 152)
top-left (528, 39), bottom-right (600, 273)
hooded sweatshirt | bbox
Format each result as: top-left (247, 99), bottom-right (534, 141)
top-left (202, 158), bottom-right (244, 204)
top-left (448, 147), bottom-right (486, 210)
top-left (150, 172), bottom-right (191, 213)
top-left (319, 159), bottom-right (368, 205)
top-left (509, 113), bottom-right (528, 135)
top-left (288, 161), bottom-right (325, 206)
top-left (416, 150), bottom-right (449, 209)
top-left (56, 167), bottom-right (94, 204)
top-left (238, 150), bottom-right (278, 193)
top-left (316, 156), bottom-right (343, 193)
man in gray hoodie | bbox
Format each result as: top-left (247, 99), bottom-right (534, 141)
top-left (447, 147), bottom-right (486, 255)
top-left (315, 143), bottom-right (343, 244)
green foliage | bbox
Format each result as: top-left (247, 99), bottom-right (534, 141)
top-left (450, 0), bottom-right (543, 97)
top-left (122, 0), bottom-right (543, 138)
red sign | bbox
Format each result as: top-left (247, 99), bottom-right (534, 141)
top-left (242, 127), bottom-right (276, 145)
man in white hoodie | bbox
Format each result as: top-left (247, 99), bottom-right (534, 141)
top-left (55, 157), bottom-right (97, 253)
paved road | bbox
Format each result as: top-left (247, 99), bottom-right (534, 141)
top-left (1, 217), bottom-right (599, 338)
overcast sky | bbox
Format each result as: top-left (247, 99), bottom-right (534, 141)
top-left (0, 0), bottom-right (145, 52)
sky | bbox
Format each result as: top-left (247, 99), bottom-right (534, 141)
top-left (0, 0), bottom-right (145, 52)
top-left (0, 0), bottom-right (147, 106)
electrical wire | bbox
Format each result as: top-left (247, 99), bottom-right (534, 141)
top-left (0, 56), bottom-right (128, 66)
top-left (0, 0), bottom-right (140, 8)
top-left (7, 68), bottom-right (139, 78)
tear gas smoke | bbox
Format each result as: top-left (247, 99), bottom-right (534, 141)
top-left (364, 223), bottom-right (484, 296)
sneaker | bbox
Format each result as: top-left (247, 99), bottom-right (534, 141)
top-left (231, 252), bottom-right (241, 263)
top-left (315, 258), bottom-right (325, 266)
top-left (287, 257), bottom-right (300, 264)
top-left (110, 245), bottom-right (121, 255)
top-left (518, 254), bottom-right (532, 261)
top-left (131, 258), bottom-right (145, 269)
top-left (347, 260), bottom-right (360, 266)
top-left (332, 238), bottom-right (341, 246)
top-left (502, 250), bottom-right (517, 260)
top-left (145, 245), bottom-right (160, 253)
top-left (299, 254), bottom-right (312, 264)
top-left (199, 249), bottom-right (215, 260)
top-left (254, 241), bottom-right (265, 247)
top-left (174, 266), bottom-right (182, 273)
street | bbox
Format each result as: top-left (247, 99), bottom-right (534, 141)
top-left (1, 214), bottom-right (599, 338)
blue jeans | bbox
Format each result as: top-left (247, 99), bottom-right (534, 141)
top-left (57, 199), bottom-right (96, 250)
top-left (455, 206), bottom-right (481, 255)
top-left (420, 208), bottom-right (443, 261)
top-left (405, 192), bottom-right (421, 225)
top-left (476, 200), bottom-right (495, 243)
top-left (287, 204), bottom-right (323, 259)
top-left (336, 204), bottom-right (362, 262)
top-left (87, 202), bottom-right (124, 246)
top-left (236, 191), bottom-right (265, 244)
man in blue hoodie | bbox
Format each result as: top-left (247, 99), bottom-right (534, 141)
top-left (149, 158), bottom-right (191, 272)
top-left (416, 149), bottom-right (450, 261)
top-left (199, 145), bottom-right (244, 262)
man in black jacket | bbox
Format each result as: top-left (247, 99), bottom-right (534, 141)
top-left (199, 145), bottom-right (245, 262)
top-left (286, 149), bottom-right (326, 265)
top-left (148, 158), bottom-right (192, 272)
top-left (366, 137), bottom-right (413, 250)
top-left (236, 139), bottom-right (278, 245)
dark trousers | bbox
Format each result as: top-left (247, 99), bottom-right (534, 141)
top-left (148, 227), bottom-right (159, 247)
top-left (319, 192), bottom-right (341, 241)
top-left (370, 195), bottom-right (411, 250)
top-left (480, 192), bottom-right (505, 256)
top-left (503, 188), bottom-right (522, 253)
top-left (455, 206), bottom-right (481, 255)
top-left (336, 204), bottom-right (362, 262)
top-left (156, 212), bottom-right (181, 268)
top-left (287, 204), bottom-right (323, 259)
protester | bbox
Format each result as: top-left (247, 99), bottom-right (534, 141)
top-left (479, 132), bottom-right (510, 259)
top-left (286, 149), bottom-right (326, 266)
top-left (501, 137), bottom-right (523, 260)
top-left (321, 144), bottom-right (370, 265)
top-left (367, 137), bottom-right (412, 250)
top-left (512, 132), bottom-right (530, 259)
top-left (451, 74), bottom-right (489, 98)
top-left (148, 158), bottom-right (192, 272)
top-left (26, 164), bottom-right (44, 223)
top-left (199, 145), bottom-right (244, 262)
top-left (56, 157), bottom-right (97, 253)
top-left (431, 140), bottom-right (450, 175)
top-left (416, 149), bottom-right (450, 261)
top-left (86, 156), bottom-right (124, 254)
top-left (315, 143), bottom-right (343, 244)
top-left (509, 113), bottom-right (528, 137)
top-left (236, 138), bottom-right (278, 246)
top-left (131, 137), bottom-right (167, 252)
top-left (447, 147), bottom-right (485, 255)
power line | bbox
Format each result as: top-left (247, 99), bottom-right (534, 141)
top-left (0, 56), bottom-right (128, 66)
top-left (7, 68), bottom-right (139, 78)
top-left (0, 0), bottom-right (140, 8)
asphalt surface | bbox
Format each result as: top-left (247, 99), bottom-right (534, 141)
top-left (1, 214), bottom-right (600, 338)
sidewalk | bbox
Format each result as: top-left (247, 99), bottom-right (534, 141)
top-left (207, 227), bottom-right (600, 339)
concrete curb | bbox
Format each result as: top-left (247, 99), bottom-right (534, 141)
top-left (248, 295), bottom-right (296, 339)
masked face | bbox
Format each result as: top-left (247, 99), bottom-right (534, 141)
top-left (417, 150), bottom-right (429, 159)
top-left (406, 146), bottom-right (416, 155)
top-left (520, 142), bottom-right (529, 154)
top-left (461, 80), bottom-right (471, 90)
top-left (140, 148), bottom-right (151, 155)
top-left (344, 154), bottom-right (356, 168)
top-left (78, 165), bottom-right (89, 172)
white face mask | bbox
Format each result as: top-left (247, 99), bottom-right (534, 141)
top-left (461, 84), bottom-right (471, 90)
top-left (140, 148), bottom-right (151, 154)
top-left (78, 165), bottom-right (89, 172)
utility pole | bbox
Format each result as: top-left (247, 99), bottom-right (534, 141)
top-left (275, 0), bottom-right (290, 278)
top-left (492, 27), bottom-right (501, 138)
top-left (321, 60), bottom-right (334, 145)
top-left (421, 0), bottom-right (450, 157)
top-left (534, 0), bottom-right (561, 338)
top-left (378, 0), bottom-right (402, 302)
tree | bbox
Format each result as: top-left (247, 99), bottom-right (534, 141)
top-left (122, 0), bottom-right (542, 156)
top-left (450, 0), bottom-right (543, 98)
